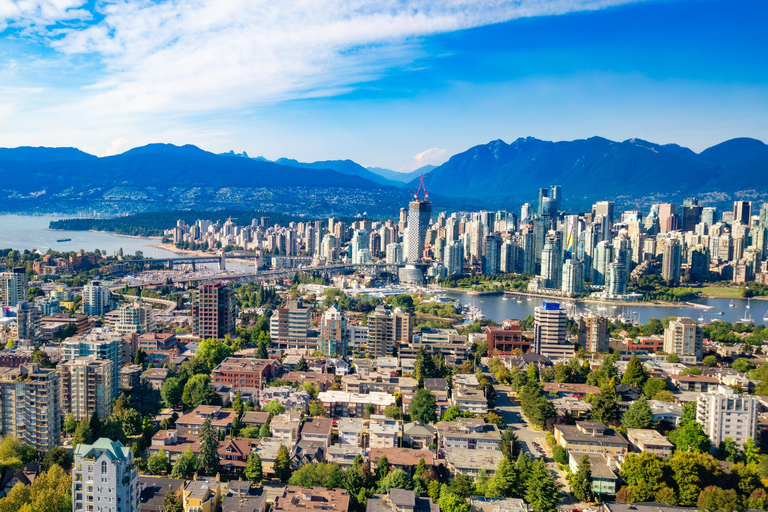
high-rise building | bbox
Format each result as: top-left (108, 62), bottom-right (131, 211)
top-left (561, 258), bottom-right (583, 295)
top-left (62, 333), bottom-right (122, 397)
top-left (0, 363), bottom-right (60, 453)
top-left (350, 229), bottom-right (370, 264)
top-left (15, 300), bottom-right (41, 340)
top-left (593, 201), bottom-right (615, 240)
top-left (114, 300), bottom-right (155, 335)
top-left (499, 239), bottom-right (517, 274)
top-left (533, 302), bottom-right (568, 355)
top-left (367, 305), bottom-right (410, 357)
top-left (482, 234), bottom-right (501, 275)
top-left (701, 207), bottom-right (717, 227)
top-left (270, 299), bottom-right (312, 347)
top-left (606, 262), bottom-right (627, 298)
top-left (191, 281), bottom-right (236, 340)
top-left (59, 356), bottom-right (114, 421)
top-left (444, 240), bottom-right (464, 276)
top-left (386, 243), bottom-right (403, 264)
top-left (319, 306), bottom-right (348, 356)
top-left (696, 386), bottom-right (758, 448)
top-left (540, 237), bottom-right (562, 290)
top-left (661, 238), bottom-right (683, 283)
top-left (658, 203), bottom-right (678, 233)
top-left (688, 246), bottom-right (711, 282)
top-left (578, 314), bottom-right (608, 353)
top-left (73, 439), bottom-right (140, 512)
top-left (405, 199), bottom-right (431, 263)
top-left (733, 200), bottom-right (752, 225)
top-left (663, 317), bottom-right (702, 360)
top-left (593, 240), bottom-right (613, 285)
top-left (83, 280), bottom-right (112, 316)
top-left (0, 268), bottom-right (28, 307)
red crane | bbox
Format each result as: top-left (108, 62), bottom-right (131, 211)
top-left (414, 173), bottom-right (429, 201)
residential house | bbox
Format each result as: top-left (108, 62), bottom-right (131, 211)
top-left (139, 476), bottom-right (185, 512)
top-left (317, 391), bottom-right (396, 417)
top-left (402, 422), bottom-right (435, 450)
top-left (326, 444), bottom-right (363, 467)
top-left (182, 476), bottom-right (222, 512)
top-left (241, 411), bottom-right (271, 429)
top-left (176, 406), bottom-right (236, 436)
top-left (443, 448), bottom-right (504, 477)
top-left (272, 487), bottom-right (350, 512)
top-left (148, 430), bottom-right (201, 463)
top-left (626, 429), bottom-right (674, 458)
top-left (370, 448), bottom-right (435, 475)
top-left (338, 418), bottom-right (364, 446)
top-left (567, 453), bottom-right (618, 496)
top-left (270, 411), bottom-right (303, 442)
top-left (218, 437), bottom-right (261, 472)
top-left (366, 489), bottom-right (439, 512)
top-left (553, 422), bottom-right (628, 458)
top-left (369, 416), bottom-right (400, 449)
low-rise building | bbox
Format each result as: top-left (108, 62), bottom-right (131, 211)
top-left (259, 386), bottom-right (310, 412)
top-left (367, 489), bottom-right (439, 512)
top-left (326, 444), bottom-right (363, 467)
top-left (317, 391), bottom-right (396, 417)
top-left (696, 385), bottom-right (758, 448)
top-left (370, 448), bottom-right (435, 474)
top-left (451, 389), bottom-right (488, 415)
top-left (241, 411), bottom-right (271, 429)
top-left (567, 452), bottom-right (618, 496)
top-left (402, 422), bottom-right (435, 450)
top-left (435, 419), bottom-right (501, 451)
top-left (470, 496), bottom-right (528, 512)
top-left (147, 430), bottom-right (201, 463)
top-left (272, 487), bottom-right (350, 512)
top-left (212, 358), bottom-right (276, 390)
top-left (270, 411), bottom-right (303, 442)
top-left (182, 476), bottom-right (222, 512)
top-left (338, 418), bottom-right (364, 446)
top-left (647, 400), bottom-right (682, 426)
top-left (369, 416), bottom-right (400, 448)
top-left (176, 406), bottom-right (236, 436)
top-left (443, 448), bottom-right (504, 476)
top-left (553, 422), bottom-right (628, 458)
top-left (300, 418), bottom-right (334, 448)
top-left (626, 428), bottom-right (674, 458)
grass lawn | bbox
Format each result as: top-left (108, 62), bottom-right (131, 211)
top-left (696, 286), bottom-right (744, 298)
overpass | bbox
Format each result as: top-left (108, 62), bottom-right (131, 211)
top-left (119, 254), bottom-right (227, 271)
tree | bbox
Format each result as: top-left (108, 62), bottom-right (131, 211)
top-left (63, 413), bottom-right (78, 434)
top-left (198, 419), bottom-right (219, 476)
top-left (0, 464), bottom-right (71, 512)
top-left (161, 377), bottom-right (183, 408)
top-left (744, 438), bottom-right (760, 465)
top-left (653, 389), bottom-right (677, 402)
top-left (181, 374), bottom-right (216, 408)
top-left (162, 486), bottom-right (183, 512)
top-left (697, 486), bottom-right (744, 512)
top-left (498, 429), bottom-right (518, 460)
top-left (622, 355), bottom-right (649, 386)
top-left (196, 338), bottom-right (233, 370)
top-left (42, 446), bottom-right (74, 472)
top-left (384, 404), bottom-right (403, 420)
top-left (721, 437), bottom-right (742, 463)
top-left (275, 444), bottom-right (292, 482)
top-left (642, 377), bottom-right (668, 399)
top-left (414, 347), bottom-right (439, 385)
top-left (0, 436), bottom-right (37, 465)
top-left (621, 396), bottom-right (654, 429)
top-left (620, 452), bottom-right (666, 502)
top-left (263, 400), bottom-right (287, 418)
top-left (245, 453), bottom-right (263, 484)
top-left (438, 489), bottom-right (470, 512)
top-left (486, 457), bottom-right (519, 498)
top-left (378, 468), bottom-right (412, 492)
top-left (377, 455), bottom-right (390, 479)
top-left (589, 381), bottom-right (619, 423)
top-left (670, 415), bottom-right (711, 453)
top-left (703, 355), bottom-right (718, 367)
top-left (552, 445), bottom-right (568, 465)
top-left (32, 347), bottom-right (54, 368)
top-left (170, 447), bottom-right (199, 479)
top-left (570, 454), bottom-right (593, 502)
top-left (72, 418), bottom-right (94, 446)
top-left (667, 353), bottom-right (680, 363)
top-left (259, 424), bottom-right (271, 438)
top-left (309, 402), bottom-right (325, 417)
top-left (409, 389), bottom-right (438, 424)
top-left (147, 450), bottom-right (170, 475)
top-left (296, 356), bottom-right (309, 372)
top-left (668, 451), bottom-right (721, 506)
top-left (733, 358), bottom-right (756, 374)
top-left (525, 460), bottom-right (560, 512)
top-left (289, 463), bottom-right (344, 488)
top-left (442, 406), bottom-right (473, 422)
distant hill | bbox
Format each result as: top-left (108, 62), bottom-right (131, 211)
top-left (407, 137), bottom-right (768, 209)
top-left (273, 158), bottom-right (399, 187)
top-left (367, 165), bottom-right (437, 184)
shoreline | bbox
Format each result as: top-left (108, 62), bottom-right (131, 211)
top-left (151, 243), bottom-right (211, 257)
top-left (48, 227), bottom-right (162, 240)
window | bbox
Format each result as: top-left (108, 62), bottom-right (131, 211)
top-left (101, 461), bottom-right (108, 474)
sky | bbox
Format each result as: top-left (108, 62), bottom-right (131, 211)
top-left (0, 0), bottom-right (766, 171)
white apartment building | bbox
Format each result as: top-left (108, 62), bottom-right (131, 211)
top-left (0, 363), bottom-right (60, 453)
top-left (0, 268), bottom-right (28, 307)
top-left (73, 438), bottom-right (140, 512)
top-left (62, 333), bottom-right (123, 396)
top-left (83, 280), bottom-right (112, 316)
top-left (59, 356), bottom-right (115, 421)
top-left (664, 317), bottom-right (703, 360)
top-left (696, 385), bottom-right (758, 448)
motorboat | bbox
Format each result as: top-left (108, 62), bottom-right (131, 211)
top-left (729, 300), bottom-right (735, 308)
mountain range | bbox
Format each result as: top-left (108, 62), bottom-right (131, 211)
top-left (1, 137), bottom-right (766, 216)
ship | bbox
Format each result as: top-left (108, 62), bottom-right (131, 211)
top-left (56, 238), bottom-right (72, 242)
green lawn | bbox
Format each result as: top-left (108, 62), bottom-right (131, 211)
top-left (696, 286), bottom-right (744, 298)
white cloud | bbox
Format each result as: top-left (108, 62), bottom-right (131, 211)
top-left (0, 0), bottom-right (90, 31)
top-left (103, 137), bottom-right (127, 156)
top-left (413, 147), bottom-right (447, 167)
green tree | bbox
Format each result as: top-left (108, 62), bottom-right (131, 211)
top-left (309, 402), bottom-right (325, 417)
top-left (642, 377), bottom-right (668, 399)
top-left (259, 424), bottom-right (271, 438)
top-left (289, 463), bottom-right (344, 488)
top-left (438, 490), bottom-right (470, 512)
top-left (296, 356), bottom-right (309, 372)
top-left (697, 486), bottom-right (744, 512)
top-left (669, 404), bottom-right (711, 453)
top-left (442, 406), bottom-right (473, 422)
top-left (414, 347), bottom-right (439, 385)
top-left (147, 450), bottom-right (170, 475)
top-left (384, 404), bottom-right (403, 419)
top-left (486, 457), bottom-right (519, 498)
top-left (197, 419), bottom-right (219, 476)
top-left (668, 451), bottom-right (721, 506)
top-left (667, 353), bottom-right (680, 363)
top-left (181, 374), bottom-right (216, 408)
top-left (622, 355), bottom-right (649, 386)
top-left (620, 452), bottom-right (666, 502)
top-left (703, 355), bottom-right (718, 367)
top-left (377, 454), bottom-right (390, 479)
top-left (275, 444), bottom-right (292, 482)
top-left (525, 460), bottom-right (560, 512)
top-left (0, 464), bottom-right (72, 512)
top-left (621, 396), bottom-right (654, 429)
top-left (170, 448), bottom-right (199, 479)
top-left (162, 486), bottom-right (183, 512)
top-left (63, 413), bottom-right (78, 434)
top-left (161, 377), bottom-right (183, 408)
top-left (245, 453), bottom-right (264, 484)
top-left (551, 445), bottom-right (568, 465)
top-left (72, 418), bottom-right (94, 446)
top-left (721, 437), bottom-right (742, 463)
top-left (378, 468), bottom-right (412, 492)
top-left (196, 338), bottom-right (234, 370)
top-left (409, 389), bottom-right (438, 424)
top-left (570, 454), bottom-right (593, 502)
top-left (42, 446), bottom-right (74, 472)
top-left (589, 381), bottom-right (619, 423)
top-left (263, 400), bottom-right (287, 417)
top-left (498, 429), bottom-right (518, 460)
top-left (744, 438), bottom-right (760, 465)
top-left (733, 358), bottom-right (756, 373)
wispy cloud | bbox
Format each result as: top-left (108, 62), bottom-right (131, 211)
top-left (413, 147), bottom-right (447, 167)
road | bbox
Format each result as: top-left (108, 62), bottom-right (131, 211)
top-left (113, 292), bottom-right (178, 314)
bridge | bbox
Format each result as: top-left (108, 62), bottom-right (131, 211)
top-left (120, 254), bottom-right (227, 271)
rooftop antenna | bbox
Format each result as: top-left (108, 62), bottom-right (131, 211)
top-left (414, 174), bottom-right (429, 201)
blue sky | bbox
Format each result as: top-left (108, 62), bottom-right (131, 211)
top-left (1, 0), bottom-right (766, 171)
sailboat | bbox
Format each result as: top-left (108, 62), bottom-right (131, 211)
top-left (740, 306), bottom-right (753, 323)
top-left (746, 298), bottom-right (751, 310)
top-left (729, 300), bottom-right (735, 308)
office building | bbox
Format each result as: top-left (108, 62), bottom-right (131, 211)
top-left (73, 439), bottom-right (140, 512)
top-left (0, 268), bottom-right (28, 307)
top-left (533, 302), bottom-right (573, 357)
top-left (0, 363), bottom-right (60, 453)
top-left (367, 305), bottom-right (411, 357)
top-left (83, 280), bottom-right (112, 316)
top-left (62, 333), bottom-right (122, 397)
top-left (270, 298), bottom-right (313, 348)
top-left (405, 198), bottom-right (431, 264)
top-left (191, 281), bottom-right (236, 340)
top-left (578, 314), bottom-right (608, 353)
top-left (733, 200), bottom-right (752, 226)
top-left (663, 317), bottom-right (702, 360)
top-left (696, 385), bottom-right (758, 448)
top-left (59, 356), bottom-right (114, 421)
top-left (485, 321), bottom-right (529, 355)
top-left (444, 240), bottom-right (464, 276)
top-left (320, 305), bottom-right (348, 356)
top-left (661, 238), bottom-right (682, 283)
top-left (481, 234), bottom-right (501, 275)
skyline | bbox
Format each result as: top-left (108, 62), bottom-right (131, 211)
top-left (1, 0), bottom-right (767, 171)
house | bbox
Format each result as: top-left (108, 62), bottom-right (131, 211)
top-left (435, 419), bottom-right (501, 451)
top-left (542, 382), bottom-right (600, 398)
top-left (337, 418), bottom-right (364, 446)
top-left (452, 374), bottom-right (479, 390)
top-left (228, 480), bottom-right (258, 496)
top-left (259, 386), bottom-right (311, 412)
top-left (369, 448), bottom-right (435, 474)
top-left (292, 439), bottom-right (326, 468)
top-left (272, 486), bottom-right (350, 512)
top-left (553, 422), bottom-right (628, 458)
top-left (626, 429), bottom-right (674, 458)
top-left (300, 418), bottom-right (334, 448)
top-left (317, 391), bottom-right (396, 417)
top-left (255, 438), bottom-right (294, 478)
top-left (451, 389), bottom-right (488, 415)
top-left (402, 422), bottom-right (435, 450)
top-left (568, 452), bottom-right (618, 496)
top-left (142, 368), bottom-right (170, 390)
top-left (443, 448), bottom-right (504, 476)
top-left (366, 489), bottom-right (439, 512)
top-left (139, 476), bottom-right (185, 512)
top-left (221, 495), bottom-right (268, 512)
top-left (470, 496), bottom-right (528, 512)
top-left (281, 371), bottom-right (335, 392)
top-left (218, 437), bottom-right (261, 472)
top-left (0, 462), bottom-right (40, 499)
top-left (182, 476), bottom-right (222, 512)
top-left (176, 406), bottom-right (236, 436)
top-left (147, 430), bottom-right (201, 462)
top-left (369, 416), bottom-right (400, 448)
top-left (647, 400), bottom-right (682, 426)
top-left (501, 353), bottom-right (552, 372)
top-left (375, 357), bottom-right (399, 373)
top-left (551, 397), bottom-right (592, 419)
top-left (670, 374), bottom-right (720, 392)
top-left (241, 411), bottom-right (271, 429)
top-left (270, 411), bottom-right (303, 442)
top-left (615, 384), bottom-right (642, 401)
top-left (326, 444), bottom-right (363, 467)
